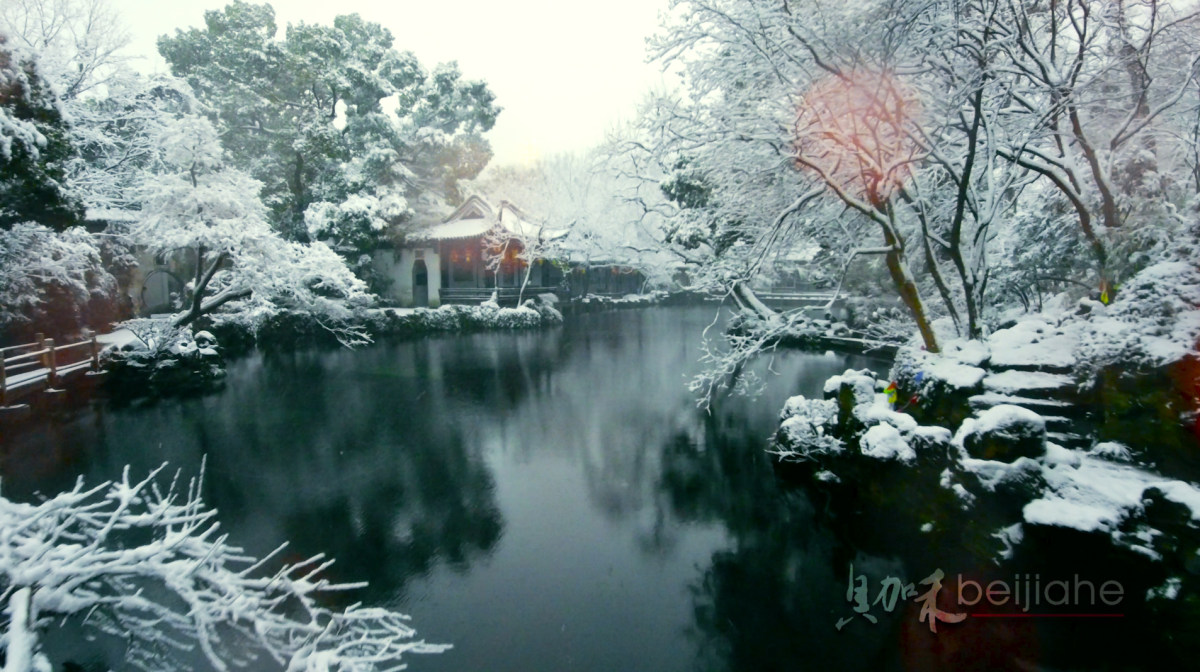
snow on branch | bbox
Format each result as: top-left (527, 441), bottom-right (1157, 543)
top-left (0, 463), bottom-right (447, 672)
top-left (688, 304), bottom-right (812, 410)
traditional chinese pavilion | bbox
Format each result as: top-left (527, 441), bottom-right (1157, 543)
top-left (372, 196), bottom-right (568, 307)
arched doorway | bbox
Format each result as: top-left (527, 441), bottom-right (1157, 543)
top-left (141, 269), bottom-right (185, 315)
top-left (413, 259), bottom-right (429, 307)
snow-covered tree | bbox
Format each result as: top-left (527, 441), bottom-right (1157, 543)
top-left (157, 3), bottom-right (499, 250)
top-left (991, 0), bottom-right (1200, 293)
top-left (0, 0), bottom-right (130, 100)
top-left (631, 1), bottom-right (951, 349)
top-left (470, 150), bottom-right (680, 290)
top-left (64, 73), bottom-right (197, 213)
top-left (478, 201), bottom-right (566, 304)
top-left (0, 35), bottom-right (83, 231)
top-left (634, 0), bottom-right (1200, 353)
top-left (0, 463), bottom-right (447, 671)
top-left (132, 115), bottom-right (372, 341)
top-left (0, 222), bottom-right (120, 341)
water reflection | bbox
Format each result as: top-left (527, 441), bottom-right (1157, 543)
top-left (3, 343), bottom-right (512, 601)
top-left (5, 307), bottom-right (902, 672)
top-left (654, 392), bottom-right (904, 671)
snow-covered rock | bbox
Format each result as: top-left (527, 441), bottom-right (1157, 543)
top-left (860, 423), bottom-right (916, 463)
top-left (1020, 454), bottom-right (1200, 540)
top-left (103, 322), bottom-right (226, 400)
top-left (774, 396), bottom-right (843, 458)
top-left (957, 404), bottom-right (1047, 461)
top-left (859, 402), bottom-right (918, 434)
top-left (823, 368), bottom-right (875, 404)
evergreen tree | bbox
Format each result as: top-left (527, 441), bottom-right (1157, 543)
top-left (0, 35), bottom-right (83, 231)
top-left (157, 2), bottom-right (500, 253)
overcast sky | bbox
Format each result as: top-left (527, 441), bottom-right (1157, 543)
top-left (115, 0), bottom-right (674, 167)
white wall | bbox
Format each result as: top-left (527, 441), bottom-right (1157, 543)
top-left (424, 248), bottom-right (442, 308)
top-left (373, 247), bottom-right (442, 307)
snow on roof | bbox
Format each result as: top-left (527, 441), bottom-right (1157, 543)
top-left (447, 195), bottom-right (494, 221)
top-left (411, 196), bottom-right (566, 243)
top-left (410, 195), bottom-right (495, 242)
top-left (414, 217), bottom-right (494, 242)
top-left (497, 201), bottom-right (567, 241)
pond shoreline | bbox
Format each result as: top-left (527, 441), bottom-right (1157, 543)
top-left (3, 296), bottom-right (719, 425)
top-left (0, 307), bottom-right (906, 672)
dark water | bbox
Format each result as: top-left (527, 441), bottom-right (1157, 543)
top-left (5, 307), bottom-right (1095, 672)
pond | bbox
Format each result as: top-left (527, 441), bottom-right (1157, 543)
top-left (3, 307), bottom-right (1150, 671)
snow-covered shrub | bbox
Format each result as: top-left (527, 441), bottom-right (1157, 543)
top-left (104, 320), bottom-right (224, 399)
top-left (0, 223), bottom-right (122, 343)
top-left (840, 295), bottom-right (911, 342)
top-left (493, 305), bottom-right (543, 328)
top-left (519, 297), bottom-right (563, 325)
top-left (0, 465), bottom-right (447, 671)
top-left (1076, 260), bottom-right (1200, 373)
top-left (576, 292), bottom-right (667, 310)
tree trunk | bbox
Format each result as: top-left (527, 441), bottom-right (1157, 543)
top-left (173, 250), bottom-right (228, 328)
top-left (173, 288), bottom-right (252, 328)
top-left (519, 261), bottom-right (533, 305)
top-left (732, 282), bottom-right (779, 323)
top-left (880, 222), bottom-right (940, 353)
top-left (920, 227), bottom-right (962, 336)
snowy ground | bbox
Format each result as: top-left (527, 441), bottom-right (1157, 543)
top-left (774, 266), bottom-right (1200, 588)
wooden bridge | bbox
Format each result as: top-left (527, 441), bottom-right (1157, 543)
top-left (1, 333), bottom-right (105, 419)
top-left (754, 290), bottom-right (839, 311)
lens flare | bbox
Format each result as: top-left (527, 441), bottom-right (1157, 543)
top-left (794, 69), bottom-right (922, 207)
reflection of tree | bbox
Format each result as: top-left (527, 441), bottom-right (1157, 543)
top-left (656, 382), bottom-right (1164, 672)
top-left (272, 438), bottom-right (503, 598)
top-left (5, 336), bottom-right (517, 607)
top-left (657, 412), bottom-right (901, 671)
top-left (191, 345), bottom-right (512, 600)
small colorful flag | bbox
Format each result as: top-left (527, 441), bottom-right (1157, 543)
top-left (885, 382), bottom-right (898, 405)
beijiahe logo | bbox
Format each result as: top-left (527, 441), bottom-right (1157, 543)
top-left (835, 566), bottom-right (1125, 632)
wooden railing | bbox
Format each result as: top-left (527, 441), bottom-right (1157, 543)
top-left (753, 290), bottom-right (838, 304)
top-left (1, 332), bottom-right (101, 406)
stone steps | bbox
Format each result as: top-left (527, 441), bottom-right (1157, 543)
top-left (968, 392), bottom-right (1079, 416)
top-left (1039, 415), bottom-right (1078, 433)
top-left (969, 381), bottom-right (1094, 451)
top-left (981, 370), bottom-right (1077, 401)
top-left (985, 362), bottom-right (1075, 375)
top-left (965, 324), bottom-right (1094, 449)
top-left (1047, 431), bottom-right (1091, 450)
